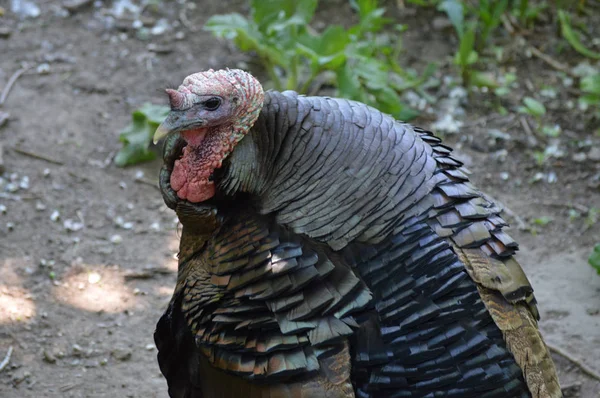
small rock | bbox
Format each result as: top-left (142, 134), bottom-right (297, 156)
top-left (572, 152), bottom-right (587, 163)
top-left (111, 348), bottom-right (132, 361)
top-left (151, 18), bottom-right (169, 35)
top-left (145, 344), bottom-right (155, 351)
top-left (6, 182), bottom-right (18, 192)
top-left (432, 16), bottom-right (453, 31)
top-left (150, 222), bottom-right (160, 231)
top-left (588, 147), bottom-right (600, 162)
top-left (62, 0), bottom-right (93, 12)
top-left (6, 222), bottom-right (14, 231)
top-left (72, 344), bottom-right (84, 357)
top-left (0, 27), bottom-right (11, 39)
top-left (50, 210), bottom-right (60, 222)
top-left (64, 219), bottom-right (84, 232)
top-left (88, 272), bottom-right (101, 284)
top-left (11, 369), bottom-right (31, 385)
top-left (35, 201), bottom-right (46, 211)
top-left (19, 176), bottom-right (29, 190)
top-left (0, 111), bottom-right (9, 128)
top-left (110, 234), bottom-right (123, 244)
top-left (11, 0), bottom-right (40, 19)
top-left (0, 204), bottom-right (6, 214)
top-left (43, 349), bottom-right (57, 363)
top-left (43, 168), bottom-right (51, 177)
top-left (134, 170), bottom-right (144, 180)
top-left (499, 172), bottom-right (510, 181)
top-left (586, 308), bottom-right (599, 316)
top-left (487, 129), bottom-right (511, 142)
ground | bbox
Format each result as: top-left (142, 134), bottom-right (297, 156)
top-left (0, 1), bottom-right (599, 397)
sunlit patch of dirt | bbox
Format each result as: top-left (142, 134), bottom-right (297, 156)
top-left (52, 264), bottom-right (139, 313)
top-left (0, 287), bottom-right (36, 324)
top-left (0, 258), bottom-right (36, 324)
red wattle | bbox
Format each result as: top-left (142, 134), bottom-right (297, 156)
top-left (170, 128), bottom-right (224, 203)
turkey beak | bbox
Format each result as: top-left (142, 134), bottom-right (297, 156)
top-left (153, 122), bottom-right (171, 144)
top-left (153, 112), bottom-right (204, 144)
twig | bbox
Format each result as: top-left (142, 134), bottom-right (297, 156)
top-left (12, 147), bottom-right (64, 165)
top-left (519, 116), bottom-right (538, 147)
top-left (0, 346), bottom-right (13, 372)
top-left (0, 65), bottom-right (32, 107)
top-left (547, 343), bottom-right (600, 381)
top-left (500, 14), bottom-right (515, 35)
top-left (540, 201), bottom-right (589, 214)
top-left (124, 267), bottom-right (173, 281)
top-left (135, 177), bottom-right (160, 190)
top-left (528, 46), bottom-right (576, 77)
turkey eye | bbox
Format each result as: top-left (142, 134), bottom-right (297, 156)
top-left (204, 97), bottom-right (221, 111)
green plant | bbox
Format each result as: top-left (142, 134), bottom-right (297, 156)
top-left (205, 0), bottom-right (431, 120)
top-left (579, 73), bottom-right (600, 117)
top-left (510, 0), bottom-right (547, 27)
top-left (590, 244), bottom-right (600, 275)
top-left (558, 10), bottom-right (600, 59)
top-left (437, 0), bottom-right (508, 87)
top-left (115, 103), bottom-right (170, 167)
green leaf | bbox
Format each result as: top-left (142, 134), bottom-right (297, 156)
top-left (438, 0), bottom-right (464, 36)
top-left (558, 10), bottom-right (600, 60)
top-left (532, 216), bottom-right (553, 226)
top-left (581, 74), bottom-right (600, 95)
top-left (115, 104), bottom-right (170, 167)
top-left (589, 244), bottom-right (600, 275)
top-left (522, 97), bottom-right (546, 117)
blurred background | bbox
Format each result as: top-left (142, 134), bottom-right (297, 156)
top-left (0, 0), bottom-right (599, 396)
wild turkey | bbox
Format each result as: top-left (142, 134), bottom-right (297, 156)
top-left (153, 69), bottom-right (562, 398)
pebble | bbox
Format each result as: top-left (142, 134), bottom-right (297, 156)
top-left (588, 147), bottom-right (600, 162)
top-left (0, 204), bottom-right (6, 214)
top-left (43, 349), bottom-right (57, 363)
top-left (50, 210), bottom-right (60, 222)
top-left (572, 153), bottom-right (587, 163)
top-left (150, 221), bottom-right (160, 231)
top-left (64, 219), bottom-right (84, 231)
top-left (35, 201), bottom-right (46, 211)
top-left (88, 272), bottom-right (101, 284)
top-left (111, 348), bottom-right (132, 361)
top-left (19, 176), bottom-right (29, 189)
top-left (6, 222), bottom-right (14, 231)
top-left (43, 168), bottom-right (51, 177)
top-left (110, 234), bottom-right (123, 244)
top-left (0, 27), bottom-right (11, 39)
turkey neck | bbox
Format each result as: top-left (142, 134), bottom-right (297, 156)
top-left (219, 90), bottom-right (443, 251)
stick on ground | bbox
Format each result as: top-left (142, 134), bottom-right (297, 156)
top-left (0, 66), bottom-right (32, 106)
top-left (547, 343), bottom-right (600, 382)
top-left (0, 346), bottom-right (13, 372)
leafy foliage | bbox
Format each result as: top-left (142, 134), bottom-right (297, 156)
top-left (589, 244), bottom-right (600, 275)
top-left (115, 104), bottom-right (170, 167)
top-left (205, 0), bottom-right (433, 121)
top-left (579, 73), bottom-right (600, 117)
top-left (558, 10), bottom-right (600, 60)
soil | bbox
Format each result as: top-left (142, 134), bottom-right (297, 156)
top-left (0, 1), bottom-right (599, 397)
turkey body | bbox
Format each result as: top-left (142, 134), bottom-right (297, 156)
top-left (155, 88), bottom-right (561, 398)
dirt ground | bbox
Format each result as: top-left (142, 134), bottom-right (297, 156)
top-left (0, 1), bottom-right (599, 397)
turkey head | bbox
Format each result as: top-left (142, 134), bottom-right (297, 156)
top-left (155, 69), bottom-right (264, 204)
